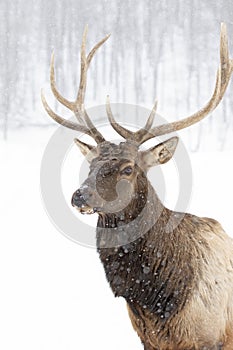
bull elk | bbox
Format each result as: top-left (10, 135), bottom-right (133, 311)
top-left (42, 24), bottom-right (233, 349)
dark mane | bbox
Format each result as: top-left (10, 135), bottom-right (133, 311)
top-left (97, 182), bottom-right (208, 323)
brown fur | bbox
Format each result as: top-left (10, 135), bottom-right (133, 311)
top-left (97, 197), bottom-right (233, 349)
top-left (72, 140), bottom-right (233, 349)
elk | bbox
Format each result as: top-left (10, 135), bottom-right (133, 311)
top-left (42, 24), bottom-right (233, 350)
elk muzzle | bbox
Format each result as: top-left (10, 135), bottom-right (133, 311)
top-left (71, 188), bottom-right (97, 214)
top-left (71, 189), bottom-right (86, 208)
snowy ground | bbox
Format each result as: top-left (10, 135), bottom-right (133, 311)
top-left (1, 127), bottom-right (233, 350)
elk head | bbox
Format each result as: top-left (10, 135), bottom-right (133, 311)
top-left (42, 24), bottom-right (233, 217)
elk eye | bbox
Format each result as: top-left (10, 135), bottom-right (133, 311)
top-left (121, 166), bottom-right (133, 175)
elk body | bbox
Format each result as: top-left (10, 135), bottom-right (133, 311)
top-left (42, 24), bottom-right (233, 349)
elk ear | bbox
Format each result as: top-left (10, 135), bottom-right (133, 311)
top-left (74, 138), bottom-right (97, 162)
top-left (140, 136), bottom-right (179, 168)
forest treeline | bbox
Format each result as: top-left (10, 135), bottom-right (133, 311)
top-left (1, 0), bottom-right (233, 150)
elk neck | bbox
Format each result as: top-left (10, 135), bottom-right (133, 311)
top-left (96, 178), bottom-right (166, 245)
top-left (96, 179), bottom-right (199, 322)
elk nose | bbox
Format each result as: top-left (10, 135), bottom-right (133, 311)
top-left (71, 189), bottom-right (86, 208)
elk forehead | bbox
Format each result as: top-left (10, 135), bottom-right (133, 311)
top-left (93, 140), bottom-right (139, 163)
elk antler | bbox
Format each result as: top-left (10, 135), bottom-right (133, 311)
top-left (106, 96), bottom-right (158, 142)
top-left (41, 26), bottom-right (110, 144)
top-left (107, 23), bottom-right (233, 145)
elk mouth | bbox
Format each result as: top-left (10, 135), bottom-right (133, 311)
top-left (72, 200), bottom-right (99, 215)
top-left (78, 206), bottom-right (96, 215)
top-left (76, 205), bottom-right (101, 215)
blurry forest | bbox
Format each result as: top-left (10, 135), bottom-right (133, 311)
top-left (1, 0), bottom-right (233, 150)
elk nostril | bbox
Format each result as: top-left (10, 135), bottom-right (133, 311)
top-left (71, 190), bottom-right (86, 207)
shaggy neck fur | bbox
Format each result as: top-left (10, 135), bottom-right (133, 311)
top-left (97, 179), bottom-right (205, 324)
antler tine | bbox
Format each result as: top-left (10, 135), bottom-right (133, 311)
top-left (106, 96), bottom-right (158, 143)
top-left (42, 26), bottom-right (110, 144)
top-left (87, 33), bottom-right (111, 67)
top-left (134, 100), bottom-right (158, 142)
top-left (217, 22), bottom-right (233, 102)
top-left (139, 23), bottom-right (233, 145)
top-left (72, 26), bottom-right (109, 142)
top-left (50, 52), bottom-right (76, 112)
top-left (75, 25), bottom-right (88, 109)
top-left (41, 89), bottom-right (92, 136)
top-left (106, 95), bottom-right (134, 140)
top-left (76, 26), bottom-right (111, 108)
